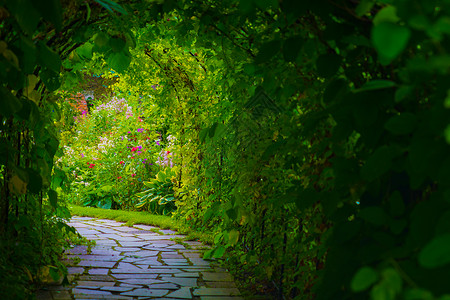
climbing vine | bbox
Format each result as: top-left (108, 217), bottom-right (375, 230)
top-left (2, 0), bottom-right (450, 299)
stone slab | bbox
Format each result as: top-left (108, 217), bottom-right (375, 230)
top-left (193, 288), bottom-right (241, 296)
top-left (205, 281), bottom-right (238, 288)
top-left (202, 272), bottom-right (233, 282)
top-left (121, 288), bottom-right (169, 297)
top-left (117, 278), bottom-right (165, 285)
top-left (174, 272), bottom-right (201, 278)
top-left (133, 224), bottom-right (158, 230)
top-left (78, 275), bottom-right (115, 282)
top-left (161, 276), bottom-right (198, 286)
top-left (166, 287), bottom-right (193, 299)
top-left (76, 280), bottom-right (115, 287)
top-left (112, 273), bottom-right (158, 279)
top-left (88, 268), bottom-right (109, 275)
top-left (77, 260), bottom-right (116, 268)
top-left (67, 267), bottom-right (84, 274)
top-left (100, 286), bottom-right (134, 292)
top-left (73, 288), bottom-right (113, 295)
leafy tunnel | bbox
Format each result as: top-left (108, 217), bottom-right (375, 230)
top-left (1, 0), bottom-right (450, 299)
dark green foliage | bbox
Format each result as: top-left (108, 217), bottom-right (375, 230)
top-left (3, 0), bottom-right (450, 299)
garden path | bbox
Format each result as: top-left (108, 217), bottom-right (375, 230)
top-left (36, 216), bottom-right (242, 300)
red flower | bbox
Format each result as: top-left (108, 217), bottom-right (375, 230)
top-left (117, 176), bottom-right (122, 179)
top-left (88, 164), bottom-right (95, 168)
top-left (119, 161), bottom-right (125, 164)
top-left (167, 151), bottom-right (170, 154)
top-left (131, 147), bottom-right (137, 152)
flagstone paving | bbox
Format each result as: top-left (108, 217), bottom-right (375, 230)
top-left (36, 216), bottom-right (243, 300)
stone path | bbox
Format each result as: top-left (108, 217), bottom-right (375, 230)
top-left (36, 216), bottom-right (243, 299)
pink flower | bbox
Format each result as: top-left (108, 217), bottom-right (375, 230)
top-left (131, 174), bottom-right (136, 177)
top-left (131, 147), bottom-right (137, 152)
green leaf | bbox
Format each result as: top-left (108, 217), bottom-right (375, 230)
top-left (226, 208), bottom-right (238, 220)
top-left (27, 168), bottom-right (42, 194)
top-left (355, 0), bottom-right (375, 17)
top-left (109, 36), bottom-right (126, 53)
top-left (77, 43), bottom-right (93, 59)
top-left (228, 229), bottom-right (239, 246)
top-left (94, 32), bottom-right (109, 47)
top-left (6, 0), bottom-right (41, 35)
top-left (295, 188), bottom-right (319, 210)
top-left (94, 0), bottom-right (128, 15)
top-left (203, 202), bottom-right (221, 222)
top-left (316, 53), bottom-right (342, 78)
top-left (372, 22), bottom-right (411, 65)
top-left (255, 40), bottom-right (281, 64)
top-left (106, 51), bottom-right (131, 73)
top-left (373, 6), bottom-right (400, 25)
top-left (101, 199), bottom-right (112, 209)
top-left (359, 207), bottom-right (389, 227)
top-left (48, 266), bottom-right (60, 281)
top-left (255, 0), bottom-right (278, 10)
top-left (0, 86), bottom-right (23, 116)
top-left (404, 288), bottom-right (434, 300)
top-left (323, 78), bottom-right (349, 103)
top-left (282, 36), bottom-right (302, 62)
top-left (419, 234), bottom-right (450, 268)
top-left (48, 189), bottom-right (58, 209)
top-left (395, 85), bottom-right (413, 103)
top-left (214, 232), bottom-right (224, 244)
top-left (388, 191), bottom-right (405, 217)
top-left (370, 268), bottom-right (402, 300)
top-left (40, 68), bottom-right (61, 92)
top-left (213, 246), bottom-right (226, 258)
top-left (243, 63), bottom-right (256, 75)
top-left (384, 113), bottom-right (417, 135)
top-left (16, 36), bottom-right (37, 74)
top-left (32, 0), bottom-right (63, 31)
top-left (46, 134), bottom-right (59, 158)
top-left (354, 80), bottom-right (396, 93)
top-left (361, 146), bottom-right (395, 181)
top-left (351, 266), bottom-right (378, 292)
top-left (203, 248), bottom-right (214, 259)
top-left (390, 218), bottom-right (407, 235)
top-left (209, 122), bottom-right (218, 138)
top-left (38, 42), bottom-right (61, 72)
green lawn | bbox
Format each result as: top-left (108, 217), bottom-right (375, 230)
top-left (69, 205), bottom-right (213, 244)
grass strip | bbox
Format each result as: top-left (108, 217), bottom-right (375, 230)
top-left (69, 205), bottom-right (213, 244)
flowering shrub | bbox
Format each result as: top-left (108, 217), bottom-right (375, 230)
top-left (58, 96), bottom-right (170, 210)
top-left (155, 135), bottom-right (176, 168)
